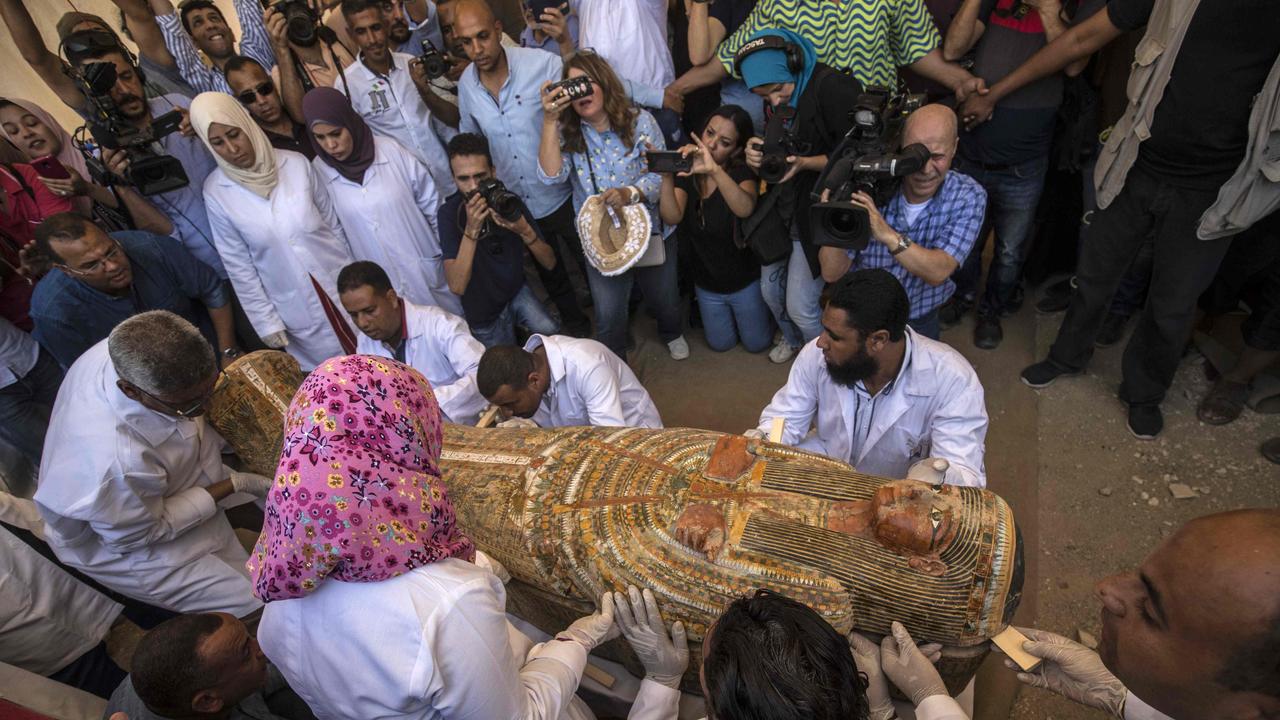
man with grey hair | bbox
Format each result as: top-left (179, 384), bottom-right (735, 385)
top-left (33, 311), bottom-right (272, 618)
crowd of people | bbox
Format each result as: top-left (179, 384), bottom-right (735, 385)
top-left (0, 0), bottom-right (1276, 718)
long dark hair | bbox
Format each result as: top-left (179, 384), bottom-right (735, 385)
top-left (558, 50), bottom-right (637, 155)
top-left (698, 104), bottom-right (755, 174)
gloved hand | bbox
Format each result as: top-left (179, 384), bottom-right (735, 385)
top-left (1004, 627), bottom-right (1126, 717)
top-left (474, 549), bottom-right (511, 584)
top-left (613, 585), bottom-right (688, 689)
top-left (556, 592), bottom-right (618, 651)
top-left (742, 428), bottom-right (765, 440)
top-left (881, 621), bottom-right (949, 706)
top-left (850, 633), bottom-right (896, 720)
top-left (497, 416), bottom-right (539, 429)
top-left (906, 457), bottom-right (950, 484)
top-left (229, 470), bottom-right (274, 497)
top-left (260, 330), bottom-right (289, 349)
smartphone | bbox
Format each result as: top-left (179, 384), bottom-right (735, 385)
top-left (526, 0), bottom-right (568, 19)
top-left (646, 151), bottom-right (693, 174)
top-left (29, 155), bottom-right (70, 180)
top-left (548, 75), bottom-right (593, 101)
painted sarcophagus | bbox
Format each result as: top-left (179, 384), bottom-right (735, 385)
top-left (209, 352), bottom-right (1023, 691)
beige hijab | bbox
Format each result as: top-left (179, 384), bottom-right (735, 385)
top-left (190, 91), bottom-right (279, 198)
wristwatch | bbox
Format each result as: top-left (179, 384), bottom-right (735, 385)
top-left (222, 347), bottom-right (243, 361)
top-left (890, 233), bottom-right (913, 256)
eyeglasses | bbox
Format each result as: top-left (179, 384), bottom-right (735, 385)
top-left (61, 29), bottom-right (123, 59)
top-left (235, 81), bottom-right (276, 105)
top-left (135, 381), bottom-right (216, 418)
top-left (58, 238), bottom-right (125, 276)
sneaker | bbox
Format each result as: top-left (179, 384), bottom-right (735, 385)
top-left (973, 313), bottom-right (1003, 350)
top-left (1036, 276), bottom-right (1076, 314)
top-left (769, 340), bottom-right (797, 364)
top-left (1020, 359), bottom-right (1080, 388)
top-left (1127, 404), bottom-right (1163, 440)
top-left (939, 296), bottom-right (973, 329)
top-left (667, 335), bottom-right (690, 360)
top-left (1095, 312), bottom-right (1129, 348)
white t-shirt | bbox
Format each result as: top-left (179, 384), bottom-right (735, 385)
top-left (902, 197), bottom-right (933, 228)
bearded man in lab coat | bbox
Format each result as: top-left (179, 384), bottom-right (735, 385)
top-left (755, 269), bottom-right (988, 487)
top-left (337, 260), bottom-right (488, 424)
top-left (34, 311), bottom-right (273, 618)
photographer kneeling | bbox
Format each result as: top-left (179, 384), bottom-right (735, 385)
top-left (817, 105), bottom-right (986, 340)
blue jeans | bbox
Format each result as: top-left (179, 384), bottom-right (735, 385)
top-left (696, 280), bottom-right (773, 353)
top-left (785, 238), bottom-right (825, 342)
top-left (908, 308), bottom-right (941, 340)
top-left (953, 154), bottom-right (1050, 315)
top-left (761, 256), bottom-right (804, 349)
top-left (470, 284), bottom-right (561, 348)
top-left (586, 234), bottom-right (682, 359)
top-left (0, 348), bottom-right (63, 467)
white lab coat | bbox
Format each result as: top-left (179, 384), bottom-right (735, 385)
top-left (355, 300), bottom-right (487, 424)
top-left (258, 557), bottom-right (597, 720)
top-left (0, 525), bottom-right (122, 676)
top-left (312, 135), bottom-right (464, 316)
top-left (523, 334), bottom-right (663, 429)
top-left (628, 684), bottom-right (969, 720)
top-left (1125, 693), bottom-right (1175, 720)
top-left (33, 341), bottom-right (261, 617)
top-left (204, 149), bottom-right (356, 370)
top-left (757, 329), bottom-right (988, 487)
top-left (341, 52), bottom-right (457, 197)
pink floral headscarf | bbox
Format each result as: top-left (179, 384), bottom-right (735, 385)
top-left (248, 355), bottom-right (475, 602)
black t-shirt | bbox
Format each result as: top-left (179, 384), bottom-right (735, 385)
top-left (437, 191), bottom-right (528, 327)
top-left (676, 165), bottom-right (760, 294)
top-left (1108, 0), bottom-right (1280, 188)
top-left (265, 122), bottom-right (316, 161)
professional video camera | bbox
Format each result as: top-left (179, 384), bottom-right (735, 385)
top-left (70, 58), bottom-right (188, 196)
top-left (474, 178), bottom-right (524, 223)
top-left (810, 86), bottom-right (928, 251)
top-left (419, 39), bottom-right (455, 81)
top-left (271, 0), bottom-right (323, 46)
top-left (755, 106), bottom-right (804, 184)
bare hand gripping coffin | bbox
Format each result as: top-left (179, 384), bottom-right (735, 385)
top-left (210, 352), bottom-right (1023, 690)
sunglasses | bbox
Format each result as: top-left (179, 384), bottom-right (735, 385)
top-left (235, 81), bottom-right (276, 105)
top-left (61, 29), bottom-right (123, 58)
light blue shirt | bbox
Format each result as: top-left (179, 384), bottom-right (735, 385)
top-left (519, 14), bottom-right (579, 54)
top-left (536, 108), bottom-right (671, 237)
top-left (459, 47), bottom-right (571, 219)
top-left (146, 95), bottom-right (225, 278)
top-left (395, 0), bottom-right (445, 54)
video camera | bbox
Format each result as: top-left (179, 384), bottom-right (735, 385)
top-left (473, 178), bottom-right (524, 223)
top-left (810, 86), bottom-right (928, 251)
top-left (70, 56), bottom-right (188, 196)
top-left (419, 39), bottom-right (456, 81)
top-left (271, 0), bottom-right (323, 46)
top-left (756, 106), bottom-right (805, 184)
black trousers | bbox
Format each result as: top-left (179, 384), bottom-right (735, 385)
top-left (1047, 163), bottom-right (1234, 406)
top-left (533, 199), bottom-right (591, 331)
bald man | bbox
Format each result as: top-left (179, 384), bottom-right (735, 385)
top-left (818, 104), bottom-right (986, 339)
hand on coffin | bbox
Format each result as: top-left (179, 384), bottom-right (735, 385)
top-left (881, 622), bottom-right (949, 706)
top-left (906, 457), bottom-right (950, 484)
top-left (742, 428), bottom-right (765, 440)
top-left (497, 416), bottom-right (540, 429)
top-left (1001, 627), bottom-right (1127, 717)
top-left (851, 627), bottom-right (944, 719)
top-left (474, 549), bottom-right (511, 584)
top-left (672, 503), bottom-right (727, 560)
top-left (229, 470), bottom-right (274, 497)
top-left (260, 330), bottom-right (290, 349)
top-left (556, 592), bottom-right (619, 650)
top-left (614, 585), bottom-right (689, 689)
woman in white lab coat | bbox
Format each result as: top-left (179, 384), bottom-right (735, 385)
top-left (303, 87), bottom-right (464, 316)
top-left (249, 355), bottom-right (613, 720)
top-left (190, 92), bottom-right (356, 370)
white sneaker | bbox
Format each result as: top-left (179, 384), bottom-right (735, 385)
top-left (768, 340), bottom-right (796, 364)
top-left (667, 335), bottom-right (690, 360)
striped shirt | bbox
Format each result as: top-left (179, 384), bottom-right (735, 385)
top-left (716, 0), bottom-right (941, 88)
top-left (156, 0), bottom-right (276, 95)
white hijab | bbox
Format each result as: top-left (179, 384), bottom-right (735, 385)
top-left (190, 91), bottom-right (278, 199)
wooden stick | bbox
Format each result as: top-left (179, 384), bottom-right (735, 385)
top-left (582, 662), bottom-right (616, 688)
top-left (768, 417), bottom-right (785, 443)
top-left (476, 405), bottom-right (501, 428)
top-left (992, 626), bottom-right (1042, 672)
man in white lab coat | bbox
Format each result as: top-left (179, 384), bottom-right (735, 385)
top-left (337, 260), bottom-right (488, 424)
top-left (34, 311), bottom-right (274, 618)
top-left (477, 334), bottom-right (663, 428)
top-left (756, 269), bottom-right (988, 487)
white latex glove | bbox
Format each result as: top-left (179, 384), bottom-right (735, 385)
top-left (850, 633), bottom-right (896, 720)
top-left (260, 330), bottom-right (289, 349)
top-left (229, 470), bottom-right (274, 497)
top-left (1004, 627), bottom-right (1126, 717)
top-left (613, 585), bottom-right (689, 689)
top-left (556, 592), bottom-right (618, 651)
top-left (881, 622), bottom-right (949, 706)
top-left (497, 416), bottom-right (539, 429)
top-left (474, 549), bottom-right (511, 584)
top-left (742, 428), bottom-right (765, 440)
top-left (906, 457), bottom-right (950, 484)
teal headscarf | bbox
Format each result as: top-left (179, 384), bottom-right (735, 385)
top-left (736, 29), bottom-right (819, 109)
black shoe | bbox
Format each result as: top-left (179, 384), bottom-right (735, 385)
top-left (1036, 277), bottom-right (1076, 314)
top-left (1001, 285), bottom-right (1026, 317)
top-left (1095, 312), bottom-right (1129, 348)
top-left (1020, 360), bottom-right (1081, 388)
top-left (974, 314), bottom-right (1003, 349)
top-left (1127, 404), bottom-right (1163, 440)
top-left (939, 296), bottom-right (973, 329)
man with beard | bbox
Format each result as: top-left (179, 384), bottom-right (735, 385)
top-left (1003, 508), bottom-right (1280, 720)
top-left (755, 269), bottom-right (988, 487)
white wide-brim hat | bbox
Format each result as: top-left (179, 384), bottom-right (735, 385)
top-left (576, 194), bottom-right (652, 277)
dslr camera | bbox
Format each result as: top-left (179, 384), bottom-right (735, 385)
top-left (473, 178), bottom-right (524, 223)
top-left (271, 0), bottom-right (323, 46)
top-left (419, 40), bottom-right (455, 80)
top-left (809, 86), bottom-right (928, 251)
top-left (547, 75), bottom-right (593, 102)
top-left (70, 58), bottom-right (188, 196)
top-left (755, 106), bottom-right (804, 184)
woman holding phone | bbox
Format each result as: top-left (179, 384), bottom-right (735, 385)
top-left (0, 98), bottom-right (173, 236)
